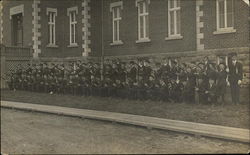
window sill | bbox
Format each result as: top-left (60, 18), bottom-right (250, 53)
top-left (110, 41), bottom-right (124, 46)
top-left (165, 35), bottom-right (183, 41)
top-left (46, 44), bottom-right (58, 48)
top-left (136, 38), bottom-right (151, 43)
top-left (67, 44), bottom-right (79, 48)
top-left (213, 28), bottom-right (236, 35)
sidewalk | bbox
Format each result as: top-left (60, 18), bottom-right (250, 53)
top-left (1, 100), bottom-right (249, 143)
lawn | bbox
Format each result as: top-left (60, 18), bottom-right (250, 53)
top-left (1, 88), bottom-right (249, 129)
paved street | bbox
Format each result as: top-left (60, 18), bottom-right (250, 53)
top-left (1, 108), bottom-right (249, 154)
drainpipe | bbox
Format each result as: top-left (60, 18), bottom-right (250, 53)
top-left (101, 0), bottom-right (104, 81)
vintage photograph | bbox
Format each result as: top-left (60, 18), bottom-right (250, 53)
top-left (0, 0), bottom-right (249, 154)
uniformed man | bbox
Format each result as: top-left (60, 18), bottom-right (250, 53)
top-left (204, 74), bottom-right (217, 104)
top-left (228, 52), bottom-right (243, 104)
top-left (195, 74), bottom-right (208, 104)
top-left (142, 59), bottom-right (152, 84)
top-left (216, 63), bottom-right (228, 104)
top-left (183, 66), bottom-right (196, 104)
top-left (127, 61), bottom-right (137, 83)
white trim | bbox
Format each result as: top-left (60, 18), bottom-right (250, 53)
top-left (81, 0), bottom-right (91, 56)
top-left (10, 4), bottom-right (24, 19)
top-left (196, 0), bottom-right (204, 51)
top-left (135, 0), bottom-right (150, 6)
top-left (67, 44), bottom-right (79, 48)
top-left (135, 38), bottom-right (151, 43)
top-left (165, 35), bottom-right (183, 41)
top-left (67, 6), bottom-right (78, 16)
top-left (68, 7), bottom-right (78, 46)
top-left (47, 8), bottom-right (57, 46)
top-left (46, 8), bottom-right (57, 16)
top-left (32, 0), bottom-right (41, 58)
top-left (216, 0), bottom-right (234, 31)
top-left (110, 40), bottom-right (124, 46)
top-left (213, 28), bottom-right (236, 34)
top-left (167, 0), bottom-right (181, 37)
top-left (110, 1), bottom-right (123, 12)
top-left (110, 2), bottom-right (123, 44)
top-left (46, 44), bottom-right (58, 48)
top-left (136, 0), bottom-right (150, 41)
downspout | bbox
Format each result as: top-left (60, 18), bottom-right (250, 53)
top-left (101, 0), bottom-right (104, 81)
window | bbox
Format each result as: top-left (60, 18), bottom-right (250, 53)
top-left (12, 13), bottom-right (23, 46)
top-left (216, 0), bottom-right (235, 32)
top-left (168, 0), bottom-right (181, 37)
top-left (10, 5), bottom-right (24, 46)
top-left (67, 7), bottom-right (78, 46)
top-left (110, 1), bottom-right (123, 45)
top-left (136, 0), bottom-right (150, 42)
top-left (47, 8), bottom-right (57, 46)
top-left (111, 6), bottom-right (122, 44)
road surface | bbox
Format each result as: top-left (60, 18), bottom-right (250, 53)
top-left (1, 108), bottom-right (249, 154)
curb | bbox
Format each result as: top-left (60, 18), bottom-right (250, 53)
top-left (1, 100), bottom-right (249, 143)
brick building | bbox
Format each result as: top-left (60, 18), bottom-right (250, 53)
top-left (0, 0), bottom-right (249, 59)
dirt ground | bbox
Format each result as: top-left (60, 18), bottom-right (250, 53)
top-left (1, 89), bottom-right (249, 129)
top-left (1, 108), bottom-right (249, 154)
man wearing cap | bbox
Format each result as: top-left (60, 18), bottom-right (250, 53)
top-left (128, 61), bottom-right (137, 83)
top-left (216, 63), bottom-right (228, 104)
top-left (142, 59), bottom-right (152, 84)
top-left (228, 53), bottom-right (243, 104)
top-left (204, 74), bottom-right (217, 104)
top-left (195, 74), bottom-right (208, 104)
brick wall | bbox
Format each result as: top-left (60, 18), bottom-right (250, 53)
top-left (89, 0), bottom-right (102, 57)
top-left (2, 0), bottom-right (33, 47)
top-left (39, 0), bottom-right (84, 58)
top-left (203, 0), bottom-right (249, 49)
top-left (102, 0), bottom-right (197, 56)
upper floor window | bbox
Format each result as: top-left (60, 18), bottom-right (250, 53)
top-left (136, 0), bottom-right (150, 43)
top-left (47, 8), bottom-right (57, 46)
top-left (110, 1), bottom-right (123, 45)
top-left (168, 0), bottom-right (181, 37)
top-left (10, 5), bottom-right (24, 46)
top-left (216, 0), bottom-right (234, 31)
top-left (67, 7), bottom-right (78, 46)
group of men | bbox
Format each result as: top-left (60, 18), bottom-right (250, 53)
top-left (6, 52), bottom-right (243, 104)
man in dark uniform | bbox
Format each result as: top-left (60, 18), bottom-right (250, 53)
top-left (137, 58), bottom-right (144, 84)
top-left (110, 60), bottom-right (119, 83)
top-left (195, 74), bottom-right (208, 104)
top-left (142, 59), bottom-right (152, 84)
top-left (228, 53), bottom-right (243, 104)
top-left (216, 63), bottom-right (228, 104)
top-left (43, 63), bottom-right (50, 76)
top-left (26, 63), bottom-right (33, 76)
top-left (183, 66), bottom-right (196, 104)
top-left (43, 75), bottom-right (49, 93)
top-left (127, 61), bottom-right (137, 83)
top-left (27, 74), bottom-right (33, 91)
top-left (204, 73), bottom-right (217, 104)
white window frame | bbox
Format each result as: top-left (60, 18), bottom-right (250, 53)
top-left (166, 0), bottom-right (182, 40)
top-left (214, 0), bottom-right (236, 34)
top-left (67, 6), bottom-right (78, 47)
top-left (46, 8), bottom-right (57, 47)
top-left (10, 4), bottom-right (24, 19)
top-left (110, 1), bottom-right (123, 45)
top-left (136, 0), bottom-right (150, 43)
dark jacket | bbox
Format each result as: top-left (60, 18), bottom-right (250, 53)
top-left (228, 61), bottom-right (243, 82)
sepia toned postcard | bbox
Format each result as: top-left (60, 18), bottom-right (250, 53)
top-left (0, 0), bottom-right (249, 154)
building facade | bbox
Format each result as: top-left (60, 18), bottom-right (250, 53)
top-left (0, 0), bottom-right (249, 58)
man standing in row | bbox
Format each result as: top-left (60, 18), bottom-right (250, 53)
top-left (228, 53), bottom-right (243, 104)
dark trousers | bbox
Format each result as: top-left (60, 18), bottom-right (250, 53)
top-left (198, 93), bottom-right (206, 104)
top-left (230, 81), bottom-right (240, 104)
